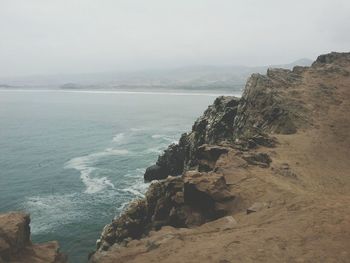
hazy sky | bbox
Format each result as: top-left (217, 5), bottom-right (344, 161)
top-left (1, 0), bottom-right (349, 78)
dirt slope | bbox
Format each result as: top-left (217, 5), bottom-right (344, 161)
top-left (91, 52), bottom-right (350, 263)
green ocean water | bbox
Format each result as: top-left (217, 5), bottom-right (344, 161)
top-left (0, 89), bottom-right (239, 262)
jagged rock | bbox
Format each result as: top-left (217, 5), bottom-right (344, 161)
top-left (197, 144), bottom-right (229, 172)
top-left (144, 164), bottom-right (167, 181)
top-left (145, 61), bottom-right (312, 181)
top-left (234, 132), bottom-right (277, 150)
top-left (183, 171), bottom-right (235, 218)
top-left (313, 52), bottom-right (350, 65)
top-left (144, 96), bottom-right (240, 181)
top-left (0, 212), bottom-right (67, 263)
top-left (233, 70), bottom-right (308, 137)
top-left (183, 171), bottom-right (234, 203)
top-left (95, 172), bottom-right (235, 254)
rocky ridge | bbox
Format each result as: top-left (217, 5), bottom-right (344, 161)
top-left (90, 52), bottom-right (350, 263)
top-left (0, 212), bottom-right (67, 263)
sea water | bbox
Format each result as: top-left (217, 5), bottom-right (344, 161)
top-left (0, 89), bottom-right (239, 262)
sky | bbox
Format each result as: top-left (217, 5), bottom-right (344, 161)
top-left (0, 0), bottom-right (349, 78)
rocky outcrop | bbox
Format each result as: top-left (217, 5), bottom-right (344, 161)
top-left (91, 170), bottom-right (235, 258)
top-left (91, 52), bottom-right (350, 263)
top-left (233, 68), bottom-right (308, 137)
top-left (312, 51), bottom-right (350, 66)
top-left (0, 212), bottom-right (67, 263)
top-left (144, 65), bottom-right (308, 181)
top-left (144, 96), bottom-right (240, 181)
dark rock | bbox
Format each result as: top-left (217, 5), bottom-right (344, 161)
top-left (313, 52), bottom-right (350, 65)
top-left (197, 145), bottom-right (229, 172)
top-left (144, 165), bottom-right (168, 181)
top-left (233, 71), bottom-right (309, 137)
top-left (144, 96), bottom-right (240, 181)
top-left (156, 143), bottom-right (185, 177)
top-left (96, 171), bottom-right (235, 252)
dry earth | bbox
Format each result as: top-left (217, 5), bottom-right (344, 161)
top-left (92, 54), bottom-right (350, 263)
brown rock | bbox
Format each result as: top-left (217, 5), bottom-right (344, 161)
top-left (0, 212), bottom-right (67, 263)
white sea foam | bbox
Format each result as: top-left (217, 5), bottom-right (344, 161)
top-left (24, 190), bottom-right (122, 234)
top-left (119, 179), bottom-right (149, 199)
top-left (151, 134), bottom-right (173, 141)
top-left (135, 168), bottom-right (146, 173)
top-left (145, 147), bottom-right (164, 154)
top-left (65, 148), bottom-right (128, 194)
top-left (117, 202), bottom-right (130, 212)
top-left (151, 134), bottom-right (178, 145)
top-left (124, 168), bottom-right (146, 178)
top-left (151, 134), bottom-right (164, 139)
top-left (118, 167), bottom-right (149, 199)
top-left (120, 188), bottom-right (144, 197)
top-left (112, 133), bottom-right (124, 143)
top-left (24, 194), bottom-right (78, 234)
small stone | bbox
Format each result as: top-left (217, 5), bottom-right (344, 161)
top-left (247, 202), bottom-right (270, 214)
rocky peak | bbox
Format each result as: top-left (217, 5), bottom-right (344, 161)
top-left (313, 51), bottom-right (350, 66)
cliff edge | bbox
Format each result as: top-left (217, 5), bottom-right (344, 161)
top-left (90, 52), bottom-right (350, 263)
top-left (0, 212), bottom-right (67, 263)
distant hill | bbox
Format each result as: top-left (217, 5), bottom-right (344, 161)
top-left (0, 58), bottom-right (313, 92)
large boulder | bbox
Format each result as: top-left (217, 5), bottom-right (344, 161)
top-left (0, 212), bottom-right (30, 259)
top-left (144, 165), bottom-right (167, 181)
top-left (183, 171), bottom-right (235, 218)
top-left (94, 171), bottom-right (235, 255)
top-left (0, 212), bottom-right (67, 263)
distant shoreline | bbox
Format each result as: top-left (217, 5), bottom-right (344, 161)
top-left (0, 88), bottom-right (241, 97)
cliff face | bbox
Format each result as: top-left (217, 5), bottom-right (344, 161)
top-left (144, 67), bottom-right (304, 181)
top-left (90, 52), bottom-right (350, 263)
top-left (144, 96), bottom-right (240, 181)
top-left (0, 212), bottom-right (67, 263)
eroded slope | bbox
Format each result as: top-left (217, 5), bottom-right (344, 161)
top-left (90, 52), bottom-right (350, 263)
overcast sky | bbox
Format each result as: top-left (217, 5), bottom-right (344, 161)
top-left (0, 0), bottom-right (349, 78)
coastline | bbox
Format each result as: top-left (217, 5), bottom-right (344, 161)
top-left (1, 52), bottom-right (350, 263)
top-left (89, 52), bottom-right (350, 263)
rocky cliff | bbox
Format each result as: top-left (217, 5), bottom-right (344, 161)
top-left (90, 52), bottom-right (350, 263)
top-left (0, 212), bottom-right (67, 263)
top-left (144, 96), bottom-right (240, 181)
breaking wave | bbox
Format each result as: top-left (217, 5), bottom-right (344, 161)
top-left (65, 148), bottom-right (128, 194)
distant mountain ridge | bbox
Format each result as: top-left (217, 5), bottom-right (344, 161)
top-left (0, 58), bottom-right (312, 92)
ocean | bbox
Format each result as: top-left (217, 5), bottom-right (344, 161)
top-left (0, 89), bottom-right (239, 262)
